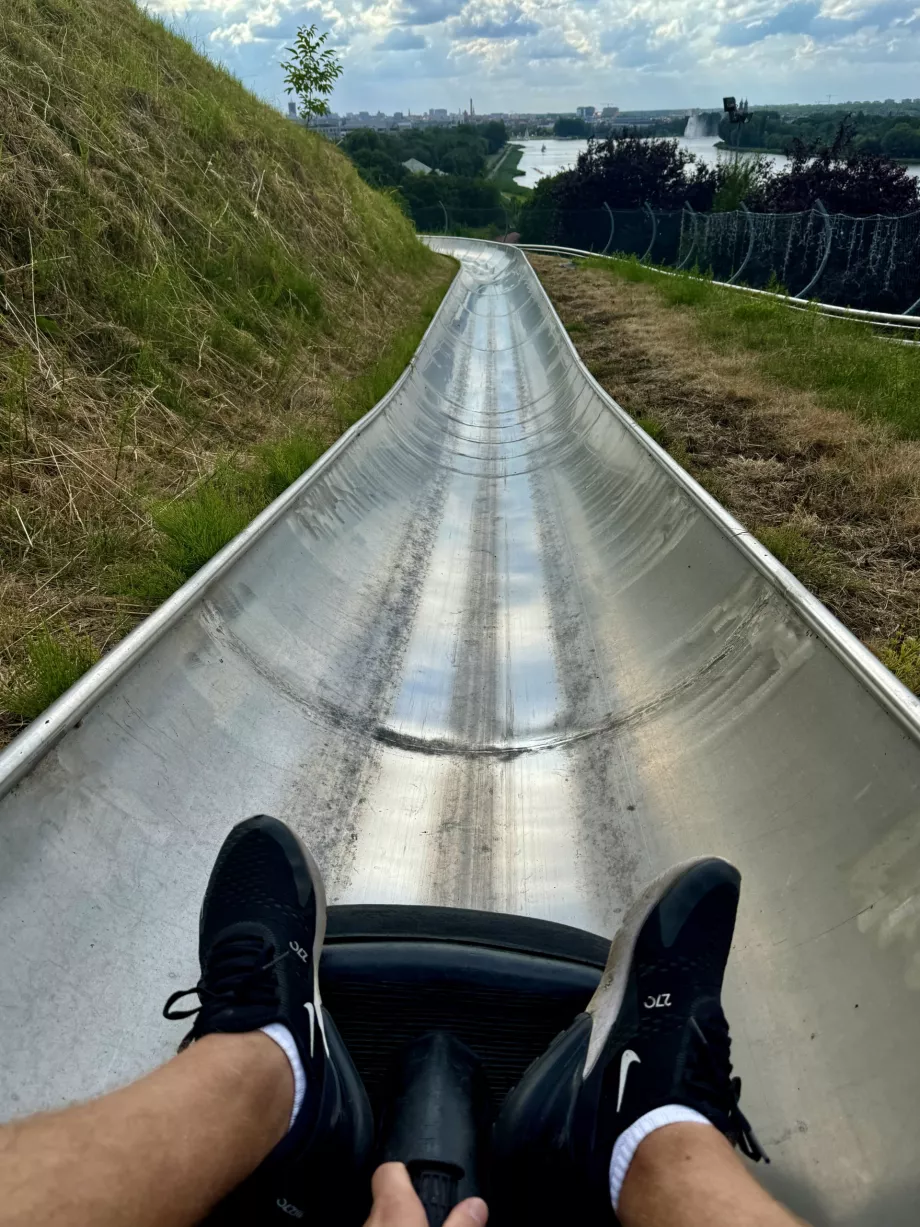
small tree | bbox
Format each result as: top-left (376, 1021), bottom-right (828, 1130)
top-left (282, 25), bottom-right (342, 124)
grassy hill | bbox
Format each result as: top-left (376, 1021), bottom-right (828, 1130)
top-left (0, 0), bottom-right (454, 736)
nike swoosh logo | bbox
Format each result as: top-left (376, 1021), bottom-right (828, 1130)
top-left (304, 1002), bottom-right (316, 1059)
top-left (617, 1049), bottom-right (641, 1112)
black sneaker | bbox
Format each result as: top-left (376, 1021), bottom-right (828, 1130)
top-left (492, 857), bottom-right (765, 1224)
top-left (163, 814), bottom-right (373, 1225)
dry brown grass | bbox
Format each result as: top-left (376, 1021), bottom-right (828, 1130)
top-left (0, 0), bottom-right (453, 740)
top-left (533, 255), bottom-right (920, 675)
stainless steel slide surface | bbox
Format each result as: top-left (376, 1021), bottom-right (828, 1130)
top-left (1, 239), bottom-right (919, 1222)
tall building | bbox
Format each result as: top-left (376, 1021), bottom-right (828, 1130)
top-left (576, 105), bottom-right (596, 119)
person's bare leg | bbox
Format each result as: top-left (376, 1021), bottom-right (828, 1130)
top-left (619, 1124), bottom-right (807, 1227)
top-left (0, 1032), bottom-right (292, 1227)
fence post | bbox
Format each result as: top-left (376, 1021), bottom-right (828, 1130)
top-left (727, 203), bottom-right (756, 286)
top-left (675, 204), bottom-right (699, 271)
top-left (797, 199), bottom-right (832, 299)
top-left (640, 201), bottom-right (658, 263)
top-left (602, 202), bottom-right (616, 254)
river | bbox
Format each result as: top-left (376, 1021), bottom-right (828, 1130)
top-left (514, 135), bottom-right (920, 188)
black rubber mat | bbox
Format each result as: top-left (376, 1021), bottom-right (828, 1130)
top-left (321, 906), bottom-right (608, 1119)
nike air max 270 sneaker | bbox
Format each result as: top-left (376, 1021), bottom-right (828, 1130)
top-left (164, 815), bottom-right (373, 1224)
top-left (492, 857), bottom-right (766, 1224)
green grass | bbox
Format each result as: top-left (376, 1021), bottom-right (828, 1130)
top-left (113, 440), bottom-right (325, 603)
top-left (492, 144), bottom-right (530, 197)
top-left (755, 523), bottom-right (858, 596)
top-left (634, 416), bottom-right (669, 445)
top-left (0, 0), bottom-right (455, 731)
top-left (112, 280), bottom-right (452, 604)
top-left (1, 626), bottom-right (99, 720)
top-left (877, 635), bottom-right (920, 691)
top-left (588, 256), bottom-right (920, 438)
top-left (337, 283), bottom-right (450, 425)
top-left (1, 0), bottom-right (434, 410)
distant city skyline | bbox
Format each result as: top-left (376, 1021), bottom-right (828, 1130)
top-left (146, 0), bottom-right (920, 118)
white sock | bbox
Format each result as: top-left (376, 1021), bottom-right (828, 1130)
top-left (609, 1106), bottom-right (712, 1210)
top-left (260, 1023), bottom-right (306, 1132)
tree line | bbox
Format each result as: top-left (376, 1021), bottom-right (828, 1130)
top-left (518, 127), bottom-right (920, 244)
top-left (341, 123), bottom-right (509, 229)
top-left (718, 107), bottom-right (920, 160)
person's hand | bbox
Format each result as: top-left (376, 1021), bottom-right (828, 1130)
top-left (364, 1162), bottom-right (489, 1227)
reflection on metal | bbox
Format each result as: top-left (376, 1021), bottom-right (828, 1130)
top-left (1, 239), bottom-right (920, 1224)
top-left (602, 202), bottom-right (615, 255)
top-left (640, 201), bottom-right (657, 263)
top-left (675, 203), bottom-right (699, 271)
top-left (727, 203), bottom-right (755, 286)
top-left (798, 199), bottom-right (832, 300)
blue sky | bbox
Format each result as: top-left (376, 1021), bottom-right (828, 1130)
top-left (145, 0), bottom-right (920, 115)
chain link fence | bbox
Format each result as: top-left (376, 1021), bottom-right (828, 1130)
top-left (427, 203), bottom-right (920, 314)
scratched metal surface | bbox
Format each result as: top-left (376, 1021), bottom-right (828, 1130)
top-left (1, 239), bottom-right (919, 1222)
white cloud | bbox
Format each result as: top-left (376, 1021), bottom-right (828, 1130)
top-left (144, 0), bottom-right (920, 113)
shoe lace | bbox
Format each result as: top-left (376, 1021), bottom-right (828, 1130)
top-left (688, 1013), bottom-right (769, 1163)
top-left (163, 934), bottom-right (288, 1048)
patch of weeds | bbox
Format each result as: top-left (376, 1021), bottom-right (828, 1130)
top-left (658, 276), bottom-right (713, 309)
top-left (256, 436), bottom-right (325, 501)
top-left (667, 440), bottom-right (693, 471)
top-left (109, 278), bottom-right (450, 610)
top-left (634, 416), bottom-right (668, 446)
top-left (696, 286), bottom-right (920, 438)
top-left (108, 559), bottom-right (185, 606)
top-left (876, 634), bottom-right (920, 693)
top-left (583, 252), bottom-right (920, 438)
top-left (337, 282), bottom-right (449, 426)
top-left (757, 523), bottom-right (819, 573)
top-left (566, 321), bottom-right (588, 336)
top-left (755, 523), bottom-right (855, 595)
top-left (84, 523), bottom-right (136, 566)
top-left (583, 255), bottom-right (714, 308)
top-left (203, 237), bottom-right (323, 323)
top-left (582, 255), bottom-right (651, 284)
top-left (695, 469), bottom-right (730, 504)
top-left (153, 475), bottom-right (264, 579)
top-left (1, 625), bottom-right (99, 720)
top-left (208, 318), bottom-right (261, 366)
top-left (112, 437), bottom-right (326, 600)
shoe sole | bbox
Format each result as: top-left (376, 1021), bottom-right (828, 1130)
top-left (582, 856), bottom-right (738, 1078)
top-left (207, 814), bottom-right (330, 1057)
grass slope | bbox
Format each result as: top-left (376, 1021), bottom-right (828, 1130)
top-left (584, 256), bottom-right (920, 438)
top-left (0, 0), bottom-right (454, 735)
top-left (535, 254), bottom-right (920, 692)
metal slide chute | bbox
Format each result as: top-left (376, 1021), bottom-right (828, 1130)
top-left (1, 239), bottom-right (918, 1224)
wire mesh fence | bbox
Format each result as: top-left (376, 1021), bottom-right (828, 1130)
top-left (427, 203), bottom-right (920, 314)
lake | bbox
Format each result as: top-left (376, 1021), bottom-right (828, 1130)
top-left (514, 136), bottom-right (920, 188)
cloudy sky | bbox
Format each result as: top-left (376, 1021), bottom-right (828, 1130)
top-left (146, 0), bottom-right (920, 116)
